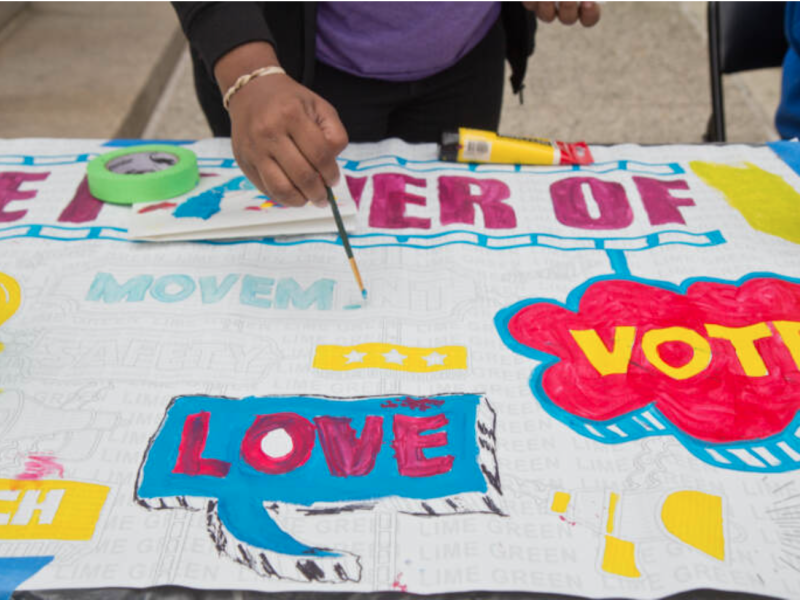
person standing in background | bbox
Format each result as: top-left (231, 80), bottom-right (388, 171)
top-left (173, 2), bottom-right (601, 207)
top-left (777, 2), bottom-right (800, 140)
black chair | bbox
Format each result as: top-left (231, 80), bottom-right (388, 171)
top-left (705, 1), bottom-right (788, 142)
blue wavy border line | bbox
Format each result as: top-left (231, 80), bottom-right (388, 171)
top-left (0, 225), bottom-right (725, 252)
top-left (494, 271), bottom-right (800, 473)
top-left (0, 152), bottom-right (685, 176)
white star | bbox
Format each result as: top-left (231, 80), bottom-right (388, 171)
top-left (344, 350), bottom-right (367, 364)
top-left (421, 351), bottom-right (447, 366)
top-left (382, 348), bottom-right (407, 365)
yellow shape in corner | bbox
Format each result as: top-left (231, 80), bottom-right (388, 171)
top-left (690, 161), bottom-right (800, 245)
top-left (313, 343), bottom-right (467, 372)
top-left (551, 491), bottom-right (571, 513)
top-left (0, 479), bottom-right (109, 541)
top-left (0, 272), bottom-right (21, 355)
top-left (602, 535), bottom-right (641, 578)
top-left (661, 490), bottom-right (725, 560)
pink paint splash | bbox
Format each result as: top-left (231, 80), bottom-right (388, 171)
top-left (16, 454), bottom-right (64, 480)
top-left (400, 397), bottom-right (445, 412)
top-left (559, 515), bottom-right (577, 527)
top-left (381, 397), bottom-right (446, 411)
top-left (392, 572), bottom-right (408, 592)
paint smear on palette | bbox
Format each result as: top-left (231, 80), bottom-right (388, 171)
top-left (245, 198), bottom-right (285, 212)
top-left (138, 201), bottom-right (177, 214)
top-left (690, 161), bottom-right (800, 245)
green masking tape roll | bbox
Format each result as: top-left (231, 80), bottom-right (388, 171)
top-left (86, 144), bottom-right (200, 205)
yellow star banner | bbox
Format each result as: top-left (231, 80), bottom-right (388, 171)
top-left (313, 343), bottom-right (468, 372)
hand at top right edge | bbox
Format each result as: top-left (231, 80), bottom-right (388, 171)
top-left (523, 2), bottom-right (601, 27)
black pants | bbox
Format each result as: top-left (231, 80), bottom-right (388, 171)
top-left (311, 16), bottom-right (506, 143)
top-left (193, 16), bottom-right (506, 144)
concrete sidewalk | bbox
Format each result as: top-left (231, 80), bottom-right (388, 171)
top-left (0, 2), bottom-right (783, 144)
top-left (0, 1), bottom-right (183, 139)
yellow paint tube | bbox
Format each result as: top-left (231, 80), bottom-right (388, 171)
top-left (440, 127), bottom-right (594, 166)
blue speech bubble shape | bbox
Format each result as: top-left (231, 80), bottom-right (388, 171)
top-left (136, 393), bottom-right (501, 583)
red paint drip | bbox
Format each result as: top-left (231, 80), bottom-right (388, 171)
top-left (138, 201), bottom-right (177, 214)
top-left (16, 454), bottom-right (64, 480)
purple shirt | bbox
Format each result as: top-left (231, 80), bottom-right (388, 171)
top-left (316, 2), bottom-right (501, 82)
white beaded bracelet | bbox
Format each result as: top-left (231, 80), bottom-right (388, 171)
top-left (223, 66), bottom-right (286, 110)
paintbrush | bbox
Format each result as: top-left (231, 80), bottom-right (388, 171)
top-left (326, 185), bottom-right (367, 301)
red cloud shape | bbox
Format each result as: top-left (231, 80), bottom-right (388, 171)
top-left (506, 277), bottom-right (800, 444)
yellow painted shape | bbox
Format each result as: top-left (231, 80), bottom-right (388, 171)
top-left (641, 327), bottom-right (712, 380)
top-left (0, 272), bottom-right (21, 327)
top-left (570, 327), bottom-right (636, 376)
top-left (690, 161), bottom-right (800, 245)
top-left (706, 322), bottom-right (772, 377)
top-left (0, 478), bottom-right (109, 540)
top-left (0, 272), bottom-right (21, 356)
top-left (551, 491), bottom-right (571, 513)
top-left (606, 492), bottom-right (619, 534)
top-left (602, 535), bottom-right (641, 578)
top-left (661, 490), bottom-right (725, 560)
top-left (774, 321), bottom-right (800, 370)
top-left (313, 343), bottom-right (467, 372)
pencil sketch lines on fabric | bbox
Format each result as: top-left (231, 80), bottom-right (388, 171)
top-left (135, 393), bottom-right (502, 583)
top-left (313, 344), bottom-right (467, 372)
top-left (765, 478), bottom-right (800, 572)
top-left (496, 273), bottom-right (800, 473)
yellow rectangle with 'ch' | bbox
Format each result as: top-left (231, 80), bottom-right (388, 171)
top-left (313, 343), bottom-right (468, 372)
top-left (0, 479), bottom-right (109, 540)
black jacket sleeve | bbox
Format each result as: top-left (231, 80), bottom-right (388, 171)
top-left (171, 2), bottom-right (275, 72)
